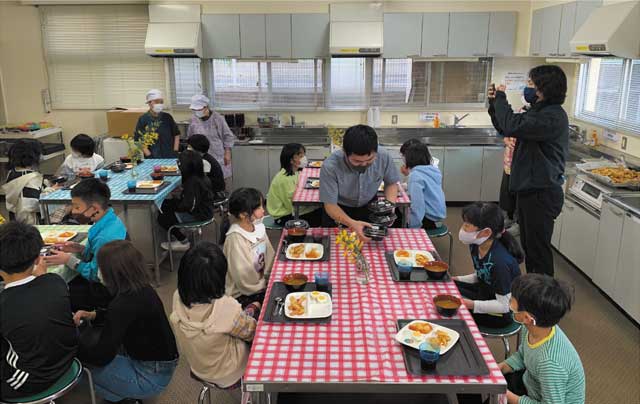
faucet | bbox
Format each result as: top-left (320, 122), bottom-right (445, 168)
top-left (453, 113), bottom-right (470, 128)
top-left (290, 115), bottom-right (296, 127)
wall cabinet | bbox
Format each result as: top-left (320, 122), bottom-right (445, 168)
top-left (529, 8), bottom-right (543, 56)
top-left (201, 14), bottom-right (241, 58)
top-left (291, 14), bottom-right (329, 58)
top-left (480, 146), bottom-right (504, 201)
top-left (383, 13), bottom-right (423, 58)
top-left (593, 201), bottom-right (625, 296)
top-left (558, 199), bottom-right (599, 279)
top-left (443, 146), bottom-right (483, 201)
top-left (266, 14), bottom-right (292, 58)
top-left (540, 5), bottom-right (563, 56)
top-left (487, 12), bottom-right (517, 57)
top-left (240, 14), bottom-right (266, 58)
top-left (421, 13), bottom-right (450, 57)
top-left (613, 212), bottom-right (640, 322)
top-left (447, 13), bottom-right (490, 57)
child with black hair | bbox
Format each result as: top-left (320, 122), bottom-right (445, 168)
top-left (44, 178), bottom-right (127, 311)
top-left (452, 202), bottom-right (523, 328)
top-left (171, 242), bottom-right (260, 393)
top-left (500, 274), bottom-right (584, 404)
top-left (187, 134), bottom-right (226, 195)
top-left (0, 222), bottom-right (78, 400)
top-left (223, 187), bottom-right (275, 307)
top-left (158, 150), bottom-right (216, 252)
top-left (402, 142), bottom-right (446, 230)
top-left (58, 134), bottom-right (104, 178)
top-left (267, 143), bottom-right (322, 226)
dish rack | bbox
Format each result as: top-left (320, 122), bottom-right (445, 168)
top-left (576, 160), bottom-right (640, 191)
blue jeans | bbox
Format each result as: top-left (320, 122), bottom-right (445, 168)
top-left (88, 356), bottom-right (178, 402)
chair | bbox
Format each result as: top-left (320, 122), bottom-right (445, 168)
top-left (426, 223), bottom-right (453, 267)
top-left (262, 215), bottom-right (283, 231)
top-left (212, 196), bottom-right (230, 244)
top-left (190, 371), bottom-right (251, 404)
top-left (167, 217), bottom-right (216, 272)
top-left (478, 319), bottom-right (522, 360)
top-left (1, 358), bottom-right (96, 404)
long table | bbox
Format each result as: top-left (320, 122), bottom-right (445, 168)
top-left (39, 159), bottom-right (182, 284)
top-left (244, 228), bottom-right (506, 403)
top-left (37, 224), bottom-right (90, 283)
top-left (292, 167), bottom-right (412, 227)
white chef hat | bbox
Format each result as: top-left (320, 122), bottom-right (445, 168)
top-left (146, 89), bottom-right (163, 103)
top-left (189, 94), bottom-right (210, 110)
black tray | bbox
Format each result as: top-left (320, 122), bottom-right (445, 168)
top-left (304, 177), bottom-right (320, 190)
top-left (385, 252), bottom-right (450, 282)
top-left (71, 232), bottom-right (88, 243)
top-left (278, 235), bottom-right (331, 262)
top-left (62, 178), bottom-right (81, 190)
top-left (122, 181), bottom-right (171, 194)
top-left (159, 170), bottom-right (181, 176)
top-left (397, 319), bottom-right (489, 377)
top-left (263, 282), bottom-right (332, 324)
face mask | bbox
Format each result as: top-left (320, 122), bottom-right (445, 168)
top-left (458, 227), bottom-right (490, 245)
top-left (523, 87), bottom-right (538, 104)
top-left (194, 109), bottom-right (206, 119)
top-left (512, 310), bottom-right (536, 326)
top-left (299, 156), bottom-right (309, 168)
top-left (152, 103), bottom-right (164, 114)
top-left (73, 206), bottom-right (96, 225)
top-left (252, 217), bottom-right (264, 226)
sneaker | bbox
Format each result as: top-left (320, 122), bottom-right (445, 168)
top-left (161, 240), bottom-right (190, 251)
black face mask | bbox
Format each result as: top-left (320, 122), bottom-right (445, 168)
top-left (73, 206), bottom-right (96, 225)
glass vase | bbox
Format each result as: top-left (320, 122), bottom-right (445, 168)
top-left (355, 254), bottom-right (370, 285)
top-left (130, 161), bottom-right (139, 178)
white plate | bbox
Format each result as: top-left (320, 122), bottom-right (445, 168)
top-left (308, 161), bottom-right (323, 168)
top-left (136, 180), bottom-right (163, 189)
top-left (395, 320), bottom-right (460, 354)
top-left (286, 243), bottom-right (324, 260)
top-left (284, 291), bottom-right (332, 319)
top-left (43, 231), bottom-right (77, 245)
top-left (393, 250), bottom-right (434, 267)
top-left (309, 179), bottom-right (320, 188)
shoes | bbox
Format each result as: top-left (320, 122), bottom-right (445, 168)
top-left (161, 239), bottom-right (190, 251)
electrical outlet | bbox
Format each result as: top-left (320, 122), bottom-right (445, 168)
top-left (391, 115), bottom-right (398, 124)
top-left (621, 136), bottom-right (628, 150)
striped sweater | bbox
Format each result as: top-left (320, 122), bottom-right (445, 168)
top-left (505, 326), bottom-right (585, 404)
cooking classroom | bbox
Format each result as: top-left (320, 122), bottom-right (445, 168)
top-left (0, 1), bottom-right (639, 404)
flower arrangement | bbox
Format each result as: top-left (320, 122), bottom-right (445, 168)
top-left (121, 121), bottom-right (160, 164)
top-left (336, 228), bottom-right (370, 284)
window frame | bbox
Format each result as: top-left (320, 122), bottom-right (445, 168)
top-left (168, 58), bottom-right (207, 109)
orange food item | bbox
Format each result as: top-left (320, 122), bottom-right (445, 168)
top-left (408, 322), bottom-right (433, 334)
top-left (396, 250), bottom-right (410, 258)
top-left (287, 295), bottom-right (306, 316)
top-left (429, 330), bottom-right (451, 347)
top-left (289, 244), bottom-right (305, 258)
top-left (305, 248), bottom-right (321, 259)
top-left (415, 253), bottom-right (431, 266)
top-left (58, 232), bottom-right (74, 238)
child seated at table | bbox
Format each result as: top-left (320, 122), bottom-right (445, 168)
top-left (267, 143), bottom-right (322, 227)
top-left (44, 178), bottom-right (127, 311)
top-left (500, 274), bottom-right (584, 404)
top-left (187, 134), bottom-right (226, 197)
top-left (0, 221), bottom-right (78, 400)
top-left (402, 142), bottom-right (446, 230)
top-left (452, 202), bottom-right (523, 328)
top-left (58, 134), bottom-right (104, 178)
top-left (171, 242), bottom-right (260, 396)
top-left (224, 187), bottom-right (275, 307)
top-left (158, 150), bottom-right (215, 252)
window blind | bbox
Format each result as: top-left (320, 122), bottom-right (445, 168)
top-left (41, 5), bottom-right (166, 109)
top-left (171, 59), bottom-right (202, 106)
top-left (328, 58), bottom-right (367, 109)
top-left (371, 59), bottom-right (427, 108)
top-left (429, 61), bottom-right (491, 106)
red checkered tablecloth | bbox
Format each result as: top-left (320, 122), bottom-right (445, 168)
top-left (292, 167), bottom-right (411, 206)
top-left (244, 228), bottom-right (506, 394)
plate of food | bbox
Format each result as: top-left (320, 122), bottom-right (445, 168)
top-left (284, 291), bottom-right (332, 319)
top-left (394, 249), bottom-right (434, 267)
top-left (395, 320), bottom-right (460, 354)
top-left (286, 243), bottom-right (324, 260)
top-left (308, 161), bottom-right (323, 168)
top-left (43, 231), bottom-right (77, 245)
top-left (161, 165), bottom-right (179, 172)
top-left (136, 180), bottom-right (164, 189)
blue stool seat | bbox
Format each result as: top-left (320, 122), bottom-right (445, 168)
top-left (263, 215), bottom-right (283, 230)
top-left (479, 319), bottom-right (522, 360)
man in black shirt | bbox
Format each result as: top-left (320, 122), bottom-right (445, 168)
top-left (0, 222), bottom-right (78, 400)
top-left (134, 89), bottom-right (181, 159)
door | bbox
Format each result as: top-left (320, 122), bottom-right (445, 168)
top-left (291, 14), bottom-right (329, 58)
top-left (558, 200), bottom-right (599, 279)
top-left (266, 14), bottom-right (292, 59)
top-left (540, 5), bottom-right (562, 56)
top-left (557, 2), bottom-right (577, 57)
top-left (593, 201), bottom-right (624, 296)
top-left (480, 146), bottom-right (504, 202)
top-left (614, 212), bottom-right (640, 322)
top-left (240, 14), bottom-right (266, 58)
top-left (383, 13), bottom-right (423, 58)
top-left (487, 12), bottom-right (516, 57)
top-left (447, 13), bottom-right (490, 57)
top-left (421, 13), bottom-right (449, 57)
top-left (201, 14), bottom-right (241, 58)
top-left (529, 8), bottom-right (543, 56)
top-left (232, 146), bottom-right (269, 194)
top-left (442, 146), bottom-right (483, 201)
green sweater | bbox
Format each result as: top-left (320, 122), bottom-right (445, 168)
top-left (266, 169), bottom-right (315, 219)
top-left (505, 326), bottom-right (585, 404)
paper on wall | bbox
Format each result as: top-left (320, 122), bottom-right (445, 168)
top-left (504, 72), bottom-right (527, 91)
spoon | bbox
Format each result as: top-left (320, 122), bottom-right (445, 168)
top-left (273, 297), bottom-right (283, 316)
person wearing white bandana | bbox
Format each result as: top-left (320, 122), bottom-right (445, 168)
top-left (134, 89), bottom-right (180, 158)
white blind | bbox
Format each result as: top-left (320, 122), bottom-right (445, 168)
top-left (576, 58), bottom-right (640, 135)
top-left (328, 58), bottom-right (367, 109)
top-left (41, 5), bottom-right (166, 109)
top-left (171, 59), bottom-right (202, 106)
top-left (371, 59), bottom-right (427, 108)
top-left (429, 61), bottom-right (491, 105)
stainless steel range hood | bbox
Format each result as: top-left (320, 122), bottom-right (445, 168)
top-left (145, 4), bottom-right (202, 58)
top-left (330, 3), bottom-right (383, 57)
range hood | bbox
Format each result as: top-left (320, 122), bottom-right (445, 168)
top-left (570, 1), bottom-right (640, 59)
top-left (330, 3), bottom-right (383, 57)
top-left (145, 4), bottom-right (202, 58)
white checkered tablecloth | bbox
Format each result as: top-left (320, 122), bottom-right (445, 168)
top-left (293, 167), bottom-right (411, 206)
top-left (244, 228), bottom-right (506, 392)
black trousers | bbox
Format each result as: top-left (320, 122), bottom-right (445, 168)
top-left (157, 199), bottom-right (191, 241)
top-left (321, 204), bottom-right (371, 227)
top-left (499, 172), bottom-right (517, 220)
top-left (455, 281), bottom-right (512, 328)
top-left (516, 186), bottom-right (564, 277)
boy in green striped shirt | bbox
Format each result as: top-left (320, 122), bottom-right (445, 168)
top-left (500, 274), bottom-right (585, 404)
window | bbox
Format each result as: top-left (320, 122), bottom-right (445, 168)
top-left (170, 59), bottom-right (203, 106)
top-left (41, 5), bottom-right (166, 109)
top-left (328, 58), bottom-right (367, 109)
top-left (576, 58), bottom-right (640, 134)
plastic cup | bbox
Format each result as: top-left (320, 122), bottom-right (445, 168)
top-left (153, 165), bottom-right (162, 173)
top-left (98, 170), bottom-right (108, 181)
top-left (315, 271), bottom-right (330, 292)
top-left (397, 261), bottom-right (413, 281)
top-left (127, 180), bottom-right (137, 192)
top-left (419, 342), bottom-right (440, 371)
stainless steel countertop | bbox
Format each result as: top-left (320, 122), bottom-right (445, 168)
top-left (605, 193), bottom-right (640, 217)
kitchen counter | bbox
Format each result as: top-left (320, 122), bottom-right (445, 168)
top-left (605, 193), bottom-right (640, 217)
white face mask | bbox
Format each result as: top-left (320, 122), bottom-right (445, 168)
top-left (253, 217), bottom-right (264, 226)
top-left (458, 227), bottom-right (490, 245)
top-left (194, 109), bottom-right (206, 119)
top-left (152, 103), bottom-right (164, 113)
top-left (299, 156), bottom-right (309, 168)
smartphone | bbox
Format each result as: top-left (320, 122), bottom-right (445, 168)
top-left (40, 246), bottom-right (53, 256)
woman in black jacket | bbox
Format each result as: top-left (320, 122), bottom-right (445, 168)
top-left (158, 150), bottom-right (215, 251)
top-left (488, 65), bottom-right (568, 277)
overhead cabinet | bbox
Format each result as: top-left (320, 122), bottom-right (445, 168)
top-left (291, 14), bottom-right (329, 58)
top-left (266, 14), bottom-right (292, 58)
top-left (240, 14), bottom-right (267, 58)
top-left (447, 13), bottom-right (490, 57)
top-left (383, 13), bottom-right (423, 58)
top-left (201, 14), bottom-right (241, 58)
top-left (421, 13), bottom-right (450, 57)
top-left (488, 12), bottom-right (517, 57)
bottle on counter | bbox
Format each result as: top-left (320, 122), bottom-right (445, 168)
top-left (433, 113), bottom-right (440, 128)
top-left (591, 129), bottom-right (599, 147)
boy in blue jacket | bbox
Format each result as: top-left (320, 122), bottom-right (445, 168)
top-left (44, 178), bottom-right (127, 310)
top-left (402, 141), bottom-right (446, 230)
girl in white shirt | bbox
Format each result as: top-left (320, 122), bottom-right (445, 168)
top-left (59, 134), bottom-right (104, 178)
